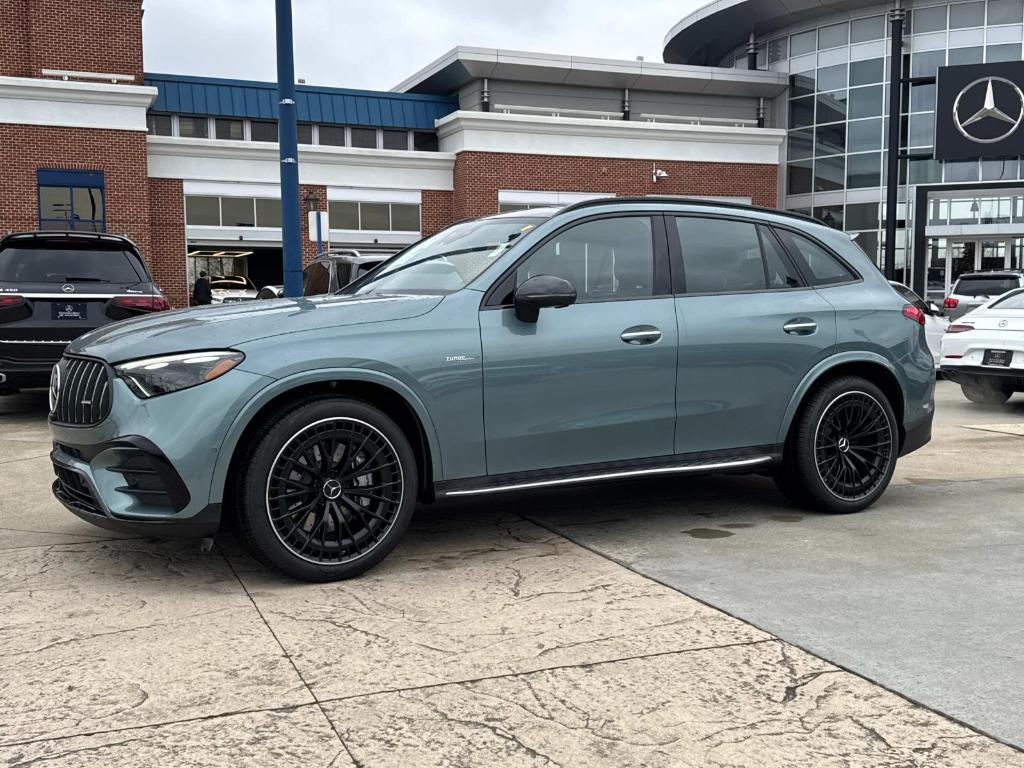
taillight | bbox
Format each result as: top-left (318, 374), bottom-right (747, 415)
top-left (943, 297), bottom-right (959, 309)
top-left (902, 304), bottom-right (926, 326)
top-left (946, 324), bottom-right (974, 333)
top-left (110, 295), bottom-right (170, 312)
top-left (0, 295), bottom-right (25, 308)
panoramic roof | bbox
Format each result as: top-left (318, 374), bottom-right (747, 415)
top-left (663, 1), bottom-right (877, 66)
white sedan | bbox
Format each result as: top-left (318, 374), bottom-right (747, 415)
top-left (210, 275), bottom-right (258, 304)
top-left (940, 287), bottom-right (1024, 404)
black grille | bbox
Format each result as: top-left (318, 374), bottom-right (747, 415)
top-left (52, 466), bottom-right (105, 517)
top-left (53, 357), bottom-right (112, 426)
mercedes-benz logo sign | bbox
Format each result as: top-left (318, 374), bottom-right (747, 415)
top-left (954, 77), bottom-right (1024, 144)
top-left (49, 364), bottom-right (61, 413)
top-left (61, 283), bottom-right (75, 293)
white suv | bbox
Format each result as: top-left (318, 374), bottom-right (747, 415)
top-left (943, 271), bottom-right (1024, 321)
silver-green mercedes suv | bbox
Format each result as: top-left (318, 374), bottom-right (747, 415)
top-left (49, 198), bottom-right (935, 581)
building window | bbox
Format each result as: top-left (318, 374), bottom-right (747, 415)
top-left (318, 125), bottom-right (346, 146)
top-left (327, 200), bottom-right (421, 231)
top-left (221, 197), bottom-right (256, 227)
top-left (413, 131), bottom-right (438, 151)
top-left (382, 129), bottom-right (408, 150)
top-left (850, 15), bottom-right (885, 43)
top-left (350, 127), bottom-right (378, 149)
top-left (215, 118), bottom-right (244, 140)
top-left (178, 115), bottom-right (209, 138)
top-left (147, 113), bottom-right (172, 135)
top-left (37, 169), bottom-right (105, 232)
top-left (251, 120), bottom-right (278, 142)
top-left (297, 123), bottom-right (314, 144)
top-left (255, 198), bottom-right (282, 227)
top-left (185, 196), bottom-right (220, 226)
top-left (989, 0), bottom-right (1024, 25)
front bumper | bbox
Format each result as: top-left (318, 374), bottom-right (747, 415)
top-left (48, 365), bottom-right (270, 537)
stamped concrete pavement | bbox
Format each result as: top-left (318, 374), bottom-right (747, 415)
top-left (2, 383), bottom-right (1023, 766)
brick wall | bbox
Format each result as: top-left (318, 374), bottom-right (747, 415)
top-left (147, 178), bottom-right (187, 309)
top-left (0, 0), bottom-right (143, 80)
top-left (0, 123), bottom-right (150, 245)
top-left (421, 190), bottom-right (454, 235)
top-left (450, 151), bottom-right (778, 223)
top-left (299, 184), bottom-right (327, 265)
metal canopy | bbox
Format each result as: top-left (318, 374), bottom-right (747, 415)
top-left (394, 47), bottom-right (788, 99)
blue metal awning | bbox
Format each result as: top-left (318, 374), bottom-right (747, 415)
top-left (144, 73), bottom-right (457, 130)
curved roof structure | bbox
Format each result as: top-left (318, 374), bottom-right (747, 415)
top-left (663, 1), bottom-right (877, 66)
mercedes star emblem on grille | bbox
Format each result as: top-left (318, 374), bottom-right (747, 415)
top-left (954, 77), bottom-right (1024, 144)
top-left (61, 283), bottom-right (75, 293)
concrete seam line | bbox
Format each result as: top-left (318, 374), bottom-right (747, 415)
top-left (217, 545), bottom-right (362, 768)
top-left (316, 637), bottom-right (781, 705)
top-left (519, 511), bottom-right (1024, 755)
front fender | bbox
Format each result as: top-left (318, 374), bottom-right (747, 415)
top-left (776, 351), bottom-right (899, 444)
top-left (207, 367), bottom-right (444, 505)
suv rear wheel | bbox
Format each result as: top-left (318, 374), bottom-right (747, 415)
top-left (237, 397), bottom-right (417, 581)
top-left (960, 376), bottom-right (1013, 405)
top-left (774, 376), bottom-right (898, 513)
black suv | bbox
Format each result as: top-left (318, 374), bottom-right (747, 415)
top-left (0, 231), bottom-right (168, 394)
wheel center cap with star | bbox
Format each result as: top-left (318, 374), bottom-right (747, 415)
top-left (954, 77), bottom-right (1024, 144)
top-left (837, 437), bottom-right (851, 454)
top-left (322, 479), bottom-right (343, 500)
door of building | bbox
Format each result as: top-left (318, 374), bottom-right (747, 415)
top-left (927, 237), bottom-right (1024, 300)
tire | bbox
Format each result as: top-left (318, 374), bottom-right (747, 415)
top-left (961, 377), bottom-right (1012, 405)
top-left (236, 397), bottom-right (418, 582)
top-left (774, 376), bottom-right (898, 514)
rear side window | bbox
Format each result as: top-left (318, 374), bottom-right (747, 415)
top-left (303, 261), bottom-right (332, 295)
top-left (954, 275), bottom-right (1020, 297)
top-left (674, 217), bottom-right (802, 293)
top-left (0, 247), bottom-right (146, 284)
top-left (775, 230), bottom-right (856, 286)
top-left (991, 290), bottom-right (1024, 309)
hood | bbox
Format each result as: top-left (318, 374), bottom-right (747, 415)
top-left (69, 292), bottom-right (444, 363)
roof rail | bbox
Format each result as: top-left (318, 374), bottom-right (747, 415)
top-left (557, 196), bottom-right (820, 226)
top-left (0, 230), bottom-right (140, 251)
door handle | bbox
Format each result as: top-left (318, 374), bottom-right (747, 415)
top-left (783, 319), bottom-right (817, 335)
top-left (621, 326), bottom-right (662, 345)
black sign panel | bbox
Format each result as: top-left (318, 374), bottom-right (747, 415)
top-left (935, 62), bottom-right (1024, 161)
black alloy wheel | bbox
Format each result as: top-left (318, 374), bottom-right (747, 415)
top-left (774, 375), bottom-right (898, 514)
top-left (813, 391), bottom-right (893, 502)
top-left (238, 398), bottom-right (417, 581)
top-left (267, 417), bottom-right (404, 564)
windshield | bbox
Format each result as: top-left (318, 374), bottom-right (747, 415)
top-left (954, 276), bottom-right (1019, 297)
top-left (0, 246), bottom-right (147, 284)
top-left (990, 289), bottom-right (1024, 310)
top-left (346, 216), bottom-right (545, 295)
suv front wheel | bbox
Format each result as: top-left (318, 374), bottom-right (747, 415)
top-left (774, 376), bottom-right (898, 513)
top-left (237, 397), bottom-right (418, 581)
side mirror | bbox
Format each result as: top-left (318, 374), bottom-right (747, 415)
top-left (513, 275), bottom-right (577, 323)
top-left (928, 302), bottom-right (942, 316)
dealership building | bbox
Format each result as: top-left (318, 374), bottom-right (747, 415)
top-left (3, 0), bottom-right (1024, 305)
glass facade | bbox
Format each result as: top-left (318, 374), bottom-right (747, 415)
top-left (729, 0), bottom-right (1024, 287)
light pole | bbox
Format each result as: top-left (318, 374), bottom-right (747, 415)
top-left (275, 0), bottom-right (302, 298)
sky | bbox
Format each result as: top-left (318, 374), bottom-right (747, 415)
top-left (142, 0), bottom-right (707, 91)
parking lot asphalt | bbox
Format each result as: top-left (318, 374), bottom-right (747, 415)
top-left (2, 382), bottom-right (1024, 766)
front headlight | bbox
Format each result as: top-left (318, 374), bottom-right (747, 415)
top-left (115, 350), bottom-right (244, 399)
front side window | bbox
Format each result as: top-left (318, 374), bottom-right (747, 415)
top-left (303, 261), bottom-right (332, 295)
top-left (515, 216), bottom-right (656, 301)
top-left (776, 229), bottom-right (856, 286)
top-left (348, 216), bottom-right (545, 295)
